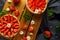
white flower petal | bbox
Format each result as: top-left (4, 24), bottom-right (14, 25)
top-left (8, 0), bottom-right (12, 3)
top-left (19, 31), bottom-right (24, 35)
top-left (30, 33), bottom-right (33, 35)
top-left (6, 8), bottom-right (10, 12)
top-left (26, 36), bottom-right (31, 40)
top-left (31, 20), bottom-right (35, 25)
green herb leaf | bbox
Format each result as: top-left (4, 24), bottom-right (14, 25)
top-left (48, 8), bottom-right (53, 17)
top-left (0, 10), bottom-right (7, 17)
top-left (56, 23), bottom-right (60, 31)
top-left (23, 9), bottom-right (32, 22)
top-left (44, 34), bottom-right (48, 38)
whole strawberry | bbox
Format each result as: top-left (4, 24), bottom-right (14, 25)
top-left (14, 10), bottom-right (19, 16)
top-left (10, 5), bottom-right (16, 11)
top-left (22, 36), bottom-right (27, 40)
top-left (44, 30), bottom-right (51, 38)
top-left (28, 26), bottom-right (33, 32)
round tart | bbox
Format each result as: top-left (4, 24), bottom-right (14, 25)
top-left (0, 14), bottom-right (20, 38)
top-left (26, 0), bottom-right (48, 14)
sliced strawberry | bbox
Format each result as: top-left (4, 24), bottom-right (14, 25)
top-left (3, 21), bottom-right (7, 24)
top-left (0, 29), bottom-right (5, 32)
top-left (3, 29), bottom-right (9, 36)
top-left (31, 6), bottom-right (35, 11)
top-left (11, 23), bottom-right (14, 27)
top-left (3, 16), bottom-right (7, 21)
top-left (14, 29), bottom-right (18, 32)
top-left (11, 28), bottom-right (14, 32)
top-left (4, 26), bottom-right (7, 29)
top-left (28, 26), bottom-right (33, 32)
top-left (14, 10), bottom-right (19, 16)
top-left (10, 5), bottom-right (16, 11)
top-left (15, 26), bottom-right (19, 29)
top-left (13, 23), bottom-right (19, 27)
top-left (1, 24), bottom-right (6, 29)
top-left (41, 5), bottom-right (45, 8)
top-left (8, 14), bottom-right (11, 23)
top-left (12, 19), bottom-right (17, 23)
top-left (1, 18), bottom-right (4, 22)
top-left (11, 16), bottom-right (14, 21)
top-left (11, 32), bottom-right (14, 36)
top-left (0, 23), bottom-right (2, 26)
top-left (8, 32), bottom-right (11, 38)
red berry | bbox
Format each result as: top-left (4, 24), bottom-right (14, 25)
top-left (22, 24), bottom-right (27, 30)
top-left (14, 10), bottom-right (19, 16)
top-left (28, 26), bottom-right (33, 32)
top-left (22, 36), bottom-right (27, 40)
top-left (10, 6), bottom-right (16, 11)
top-left (44, 31), bottom-right (51, 38)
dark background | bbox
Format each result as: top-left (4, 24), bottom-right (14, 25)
top-left (0, 0), bottom-right (60, 40)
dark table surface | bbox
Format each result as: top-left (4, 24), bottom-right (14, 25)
top-left (0, 0), bottom-right (60, 40)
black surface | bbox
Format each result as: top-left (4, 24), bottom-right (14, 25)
top-left (0, 0), bottom-right (60, 40)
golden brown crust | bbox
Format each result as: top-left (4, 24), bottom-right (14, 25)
top-left (0, 14), bottom-right (20, 38)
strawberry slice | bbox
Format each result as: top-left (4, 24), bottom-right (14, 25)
top-left (4, 26), bottom-right (7, 29)
top-left (3, 16), bottom-right (7, 21)
top-left (11, 28), bottom-right (14, 32)
top-left (3, 21), bottom-right (7, 24)
top-left (14, 29), bottom-right (18, 32)
top-left (3, 29), bottom-right (9, 36)
top-left (13, 23), bottom-right (19, 27)
top-left (10, 5), bottom-right (16, 11)
top-left (8, 32), bottom-right (11, 38)
top-left (11, 16), bottom-right (14, 21)
top-left (12, 19), bottom-right (17, 23)
top-left (1, 24), bottom-right (6, 29)
top-left (0, 29), bottom-right (5, 32)
top-left (8, 14), bottom-right (11, 23)
top-left (15, 26), bottom-right (19, 29)
top-left (28, 26), bottom-right (33, 32)
top-left (0, 23), bottom-right (2, 25)
top-left (1, 18), bottom-right (4, 22)
top-left (11, 32), bottom-right (14, 36)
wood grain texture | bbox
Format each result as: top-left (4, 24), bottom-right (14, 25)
top-left (2, 0), bottom-right (26, 40)
top-left (13, 9), bottom-right (32, 40)
top-left (26, 14), bottom-right (43, 40)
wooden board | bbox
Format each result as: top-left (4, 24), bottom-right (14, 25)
top-left (2, 0), bottom-right (26, 40)
top-left (2, 0), bottom-right (43, 40)
top-left (26, 14), bottom-right (43, 40)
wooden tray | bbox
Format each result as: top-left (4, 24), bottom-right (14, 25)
top-left (2, 0), bottom-right (43, 40)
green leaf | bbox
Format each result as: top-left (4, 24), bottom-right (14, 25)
top-left (0, 10), bottom-right (7, 17)
top-left (23, 9), bottom-right (32, 22)
top-left (44, 34), bottom-right (48, 38)
top-left (56, 23), bottom-right (60, 31)
top-left (48, 8), bottom-right (53, 17)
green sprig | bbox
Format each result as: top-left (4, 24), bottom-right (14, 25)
top-left (48, 8), bottom-right (53, 17)
top-left (0, 10), bottom-right (7, 17)
top-left (23, 9), bottom-right (32, 22)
